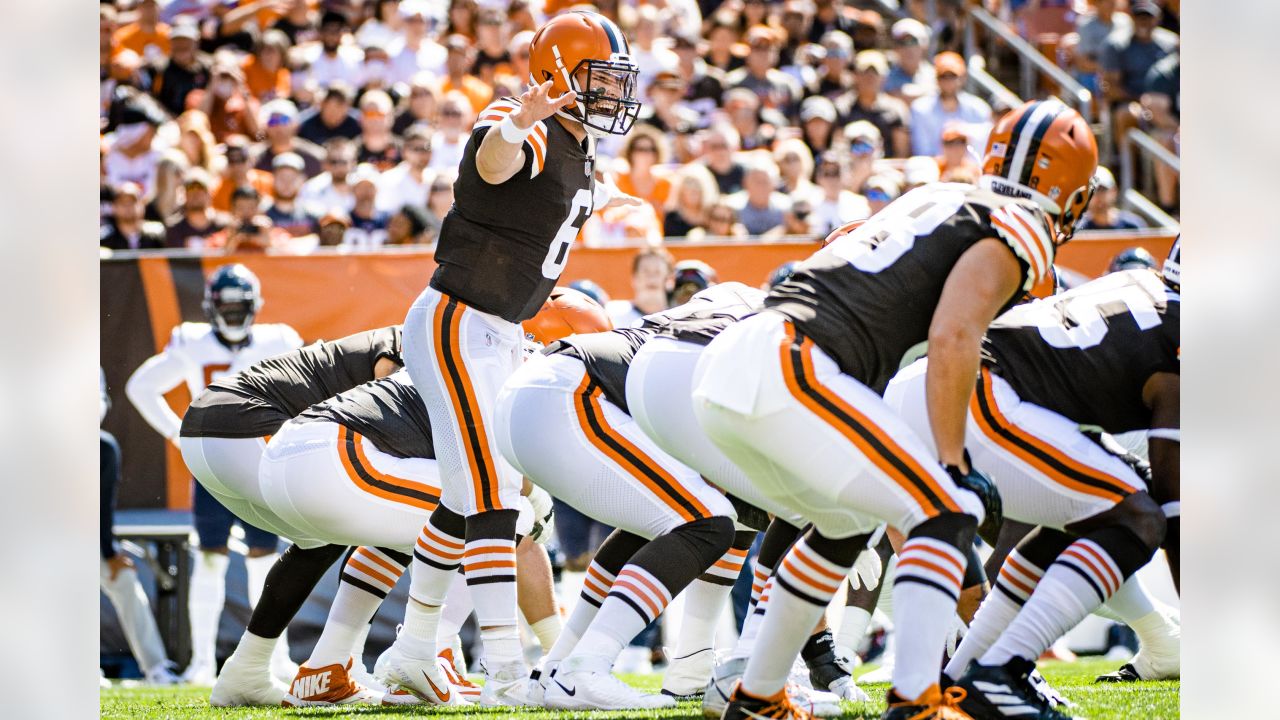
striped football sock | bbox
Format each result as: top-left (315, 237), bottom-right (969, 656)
top-left (669, 530), bottom-right (754, 661)
top-left (464, 509), bottom-right (522, 667)
top-left (543, 530), bottom-right (648, 665)
top-left (310, 547), bottom-right (409, 667)
top-left (891, 533), bottom-right (969, 700)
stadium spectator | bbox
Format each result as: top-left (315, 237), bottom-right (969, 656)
top-left (222, 214), bottom-right (290, 254)
top-left (850, 8), bottom-right (886, 52)
top-left (885, 18), bottom-right (935, 102)
top-left (356, 40), bottom-right (396, 92)
top-left (376, 125), bottom-right (433, 213)
top-left (393, 73), bottom-right (439, 135)
top-left (175, 110), bottom-right (217, 172)
top-left (799, 95), bottom-right (840, 157)
top-left (148, 22), bottom-right (208, 116)
top-left (862, 174), bottom-right (900, 214)
top-left (427, 92), bottom-right (473, 170)
top-left (903, 154), bottom-right (941, 191)
top-left (936, 124), bottom-right (980, 180)
top-left (703, 13), bottom-right (744, 73)
top-left (112, 0), bottom-right (170, 60)
top-left (241, 30), bottom-right (293, 102)
top-left (101, 182), bottom-right (167, 251)
top-left (780, 195), bottom-right (815, 238)
top-left (317, 210), bottom-right (351, 246)
top-left (147, 153), bottom-right (189, 223)
top-left (263, 153), bottom-right (318, 237)
top-left (387, 203), bottom-right (434, 245)
top-left (104, 99), bottom-right (166, 197)
top-left (909, 51), bottom-right (992, 156)
top-left (298, 83), bottom-right (361, 145)
top-left (809, 0), bottom-right (857, 43)
top-left (723, 88), bottom-right (774, 151)
top-left (779, 0), bottom-right (816, 64)
top-left (1072, 0), bottom-right (1133, 94)
top-left (390, 3), bottom-right (447, 86)
top-left (837, 50), bottom-right (912, 158)
top-left (670, 259), bottom-right (718, 306)
top-left (700, 124), bottom-right (747, 195)
top-left (663, 163), bottom-right (721, 239)
top-left (726, 26), bottom-right (803, 114)
top-left (810, 152), bottom-right (871, 237)
top-left (300, 137), bottom-right (357, 216)
top-left (637, 71), bottom-right (699, 135)
top-left (265, 0), bottom-right (316, 45)
top-left (1102, 1), bottom-right (1177, 111)
top-left (727, 159), bottom-right (790, 236)
top-left (774, 137), bottom-right (818, 201)
top-left (211, 136), bottom-right (273, 212)
top-left (691, 201), bottom-right (749, 241)
top-left (671, 31), bottom-right (724, 121)
top-left (356, 91), bottom-right (402, 170)
top-left (1140, 50), bottom-right (1180, 210)
top-left (605, 247), bottom-right (674, 328)
top-left (814, 31), bottom-right (855, 98)
top-left (422, 169), bottom-right (457, 239)
top-left (439, 34), bottom-right (493, 115)
top-left (305, 11), bottom-right (362, 89)
top-left (629, 5), bottom-right (679, 104)
top-left (445, 0), bottom-right (479, 40)
top-left (616, 126), bottom-right (673, 225)
top-left (843, 120), bottom-right (883, 194)
top-left (472, 6), bottom-right (512, 85)
top-left (199, 62), bottom-right (260, 143)
top-left (1078, 166), bottom-right (1148, 231)
top-left (252, 99), bottom-right (324, 178)
top-left (357, 0), bottom-right (408, 50)
top-left (503, 29), bottom-right (535, 90)
top-left (165, 169), bottom-right (227, 249)
top-left (343, 164), bottom-right (389, 249)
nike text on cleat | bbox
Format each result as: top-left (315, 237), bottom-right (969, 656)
top-left (281, 660), bottom-right (381, 707)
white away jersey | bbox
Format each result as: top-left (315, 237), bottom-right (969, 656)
top-left (125, 322), bottom-right (303, 440)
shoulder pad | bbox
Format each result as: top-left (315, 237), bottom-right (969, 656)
top-left (983, 199), bottom-right (1055, 291)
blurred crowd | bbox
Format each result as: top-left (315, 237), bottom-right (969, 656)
top-left (99, 0), bottom-right (1178, 254)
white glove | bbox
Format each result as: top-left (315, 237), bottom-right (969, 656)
top-left (945, 612), bottom-right (968, 659)
top-left (848, 546), bottom-right (883, 591)
top-left (526, 484), bottom-right (556, 545)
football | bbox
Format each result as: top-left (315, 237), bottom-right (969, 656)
top-left (523, 286), bottom-right (613, 345)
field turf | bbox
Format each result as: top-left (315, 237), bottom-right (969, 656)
top-left (100, 657), bottom-right (1178, 719)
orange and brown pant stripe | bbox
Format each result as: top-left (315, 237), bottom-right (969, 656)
top-left (432, 295), bottom-right (506, 512)
top-left (573, 374), bottom-right (713, 523)
top-left (337, 426), bottom-right (440, 511)
top-left (779, 322), bottom-right (961, 518)
top-left (970, 367), bottom-right (1136, 504)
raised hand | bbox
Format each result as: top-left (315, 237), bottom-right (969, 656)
top-left (511, 80), bottom-right (577, 129)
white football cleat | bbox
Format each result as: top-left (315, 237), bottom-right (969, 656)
top-left (527, 661), bottom-right (559, 706)
top-left (209, 655), bottom-right (286, 707)
top-left (181, 661), bottom-right (216, 686)
top-left (703, 656), bottom-right (844, 718)
top-left (615, 644), bottom-right (654, 674)
top-left (479, 661), bottom-right (536, 707)
top-left (544, 655), bottom-right (675, 710)
top-left (144, 661), bottom-right (182, 687)
top-left (281, 660), bottom-right (381, 707)
top-left (437, 649), bottom-right (482, 701)
top-left (269, 642), bottom-right (300, 686)
top-left (376, 643), bottom-right (469, 707)
top-left (662, 646), bottom-right (717, 698)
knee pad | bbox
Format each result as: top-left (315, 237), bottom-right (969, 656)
top-left (909, 512), bottom-right (978, 552)
top-left (430, 504), bottom-right (467, 539)
top-left (675, 515), bottom-right (737, 566)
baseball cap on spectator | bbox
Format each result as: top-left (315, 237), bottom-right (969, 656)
top-left (272, 152), bottom-right (305, 172)
top-left (117, 95), bottom-right (167, 127)
top-left (672, 31), bottom-right (699, 50)
top-left (360, 90), bottom-right (394, 118)
top-left (323, 82), bottom-right (355, 105)
top-left (114, 181), bottom-right (144, 200)
top-left (650, 71), bottom-right (685, 92)
top-left (864, 174), bottom-right (901, 199)
top-left (800, 96), bottom-right (837, 124)
top-left (319, 209), bottom-right (352, 228)
top-left (347, 163), bottom-right (380, 187)
top-left (746, 25), bottom-right (781, 49)
top-left (854, 50), bottom-right (890, 75)
top-left (260, 98), bottom-right (299, 127)
top-left (820, 31), bottom-right (853, 59)
top-left (399, 204), bottom-right (431, 236)
top-left (905, 155), bottom-right (942, 185)
top-left (171, 22), bottom-right (199, 42)
top-left (184, 168), bottom-right (214, 189)
top-left (891, 18), bottom-right (931, 47)
top-left (1094, 166), bottom-right (1117, 190)
top-left (399, 0), bottom-right (432, 21)
top-left (934, 51), bottom-right (967, 77)
top-left (853, 9), bottom-right (884, 32)
top-left (1130, 0), bottom-right (1161, 18)
top-left (844, 120), bottom-right (882, 151)
top-left (941, 124), bottom-right (967, 144)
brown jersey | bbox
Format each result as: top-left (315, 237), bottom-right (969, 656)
top-left (429, 97), bottom-right (596, 323)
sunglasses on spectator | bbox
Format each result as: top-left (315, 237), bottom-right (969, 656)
top-left (851, 140), bottom-right (875, 155)
top-left (895, 36), bottom-right (921, 47)
top-left (329, 156), bottom-right (353, 165)
top-left (266, 113), bottom-right (293, 127)
top-left (405, 144), bottom-right (431, 153)
top-left (866, 188), bottom-right (890, 203)
top-left (441, 108), bottom-right (463, 117)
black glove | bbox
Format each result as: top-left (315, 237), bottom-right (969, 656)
top-left (944, 459), bottom-right (1003, 544)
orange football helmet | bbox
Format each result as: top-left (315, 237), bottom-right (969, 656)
top-left (528, 11), bottom-right (640, 137)
top-left (524, 286), bottom-right (613, 345)
top-left (980, 99), bottom-right (1098, 245)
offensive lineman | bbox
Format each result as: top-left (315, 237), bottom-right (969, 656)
top-left (692, 98), bottom-right (1099, 720)
top-left (385, 10), bottom-right (644, 706)
top-left (882, 242), bottom-right (1179, 718)
top-left (126, 264), bottom-right (302, 685)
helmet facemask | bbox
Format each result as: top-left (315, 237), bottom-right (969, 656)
top-left (560, 58), bottom-right (640, 138)
top-left (1053, 174), bottom-right (1097, 246)
top-left (204, 292), bottom-right (258, 343)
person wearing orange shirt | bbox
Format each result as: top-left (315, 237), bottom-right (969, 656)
top-left (935, 123), bottom-right (980, 181)
top-left (615, 125), bottom-right (673, 230)
top-left (212, 138), bottom-right (275, 212)
top-left (242, 30), bottom-right (292, 102)
top-left (112, 0), bottom-right (171, 61)
top-left (437, 34), bottom-right (493, 116)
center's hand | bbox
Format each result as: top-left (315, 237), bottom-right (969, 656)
top-left (603, 192), bottom-right (644, 209)
top-left (511, 80), bottom-right (578, 129)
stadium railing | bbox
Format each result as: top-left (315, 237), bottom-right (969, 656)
top-left (1121, 127), bottom-right (1180, 229)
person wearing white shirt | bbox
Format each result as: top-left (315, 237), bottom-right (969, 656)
top-left (808, 153), bottom-right (872, 237)
top-left (426, 92), bottom-right (471, 171)
top-left (375, 125), bottom-right (434, 213)
top-left (604, 248), bottom-right (674, 329)
top-left (300, 138), bottom-right (358, 216)
top-left (908, 51), bottom-right (993, 157)
top-left (306, 11), bottom-right (363, 89)
top-left (389, 3), bottom-right (448, 84)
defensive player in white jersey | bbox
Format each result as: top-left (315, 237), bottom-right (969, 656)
top-left (693, 99), bottom-right (1098, 720)
top-left (126, 264), bottom-right (302, 685)
top-left (883, 244), bottom-right (1179, 718)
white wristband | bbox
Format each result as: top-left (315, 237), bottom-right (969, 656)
top-left (498, 113), bottom-right (535, 145)
top-left (1149, 428), bottom-right (1180, 442)
top-left (1161, 501), bottom-right (1180, 518)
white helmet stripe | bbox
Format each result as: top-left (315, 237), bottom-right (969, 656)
top-left (1006, 99), bottom-right (1065, 186)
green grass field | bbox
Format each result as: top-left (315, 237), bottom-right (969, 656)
top-left (100, 658), bottom-right (1178, 719)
